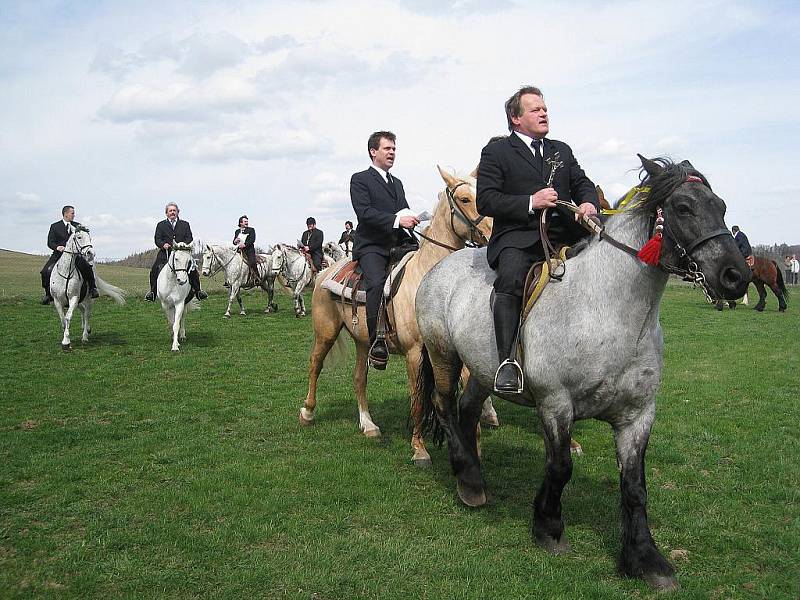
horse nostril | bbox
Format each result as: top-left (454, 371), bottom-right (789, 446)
top-left (721, 266), bottom-right (742, 287)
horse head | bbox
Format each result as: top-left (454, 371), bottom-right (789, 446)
top-left (201, 244), bottom-right (215, 277)
top-left (271, 244), bottom-right (286, 273)
top-left (170, 242), bottom-right (194, 285)
top-left (638, 155), bottom-right (751, 301)
top-left (70, 227), bottom-right (95, 264)
top-left (324, 241), bottom-right (345, 262)
top-left (437, 166), bottom-right (493, 247)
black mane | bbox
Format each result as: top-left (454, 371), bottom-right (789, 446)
top-left (637, 157), bottom-right (711, 211)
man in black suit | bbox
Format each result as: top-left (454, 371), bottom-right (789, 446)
top-left (351, 131), bottom-right (420, 369)
top-left (301, 217), bottom-right (324, 271)
top-left (233, 215), bottom-right (259, 284)
top-left (477, 86), bottom-right (600, 393)
top-left (145, 202), bottom-right (207, 301)
top-left (338, 220), bottom-right (356, 257)
top-left (731, 225), bottom-right (754, 267)
top-left (40, 205), bottom-right (98, 304)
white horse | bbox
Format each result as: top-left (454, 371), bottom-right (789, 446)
top-left (49, 227), bottom-right (126, 350)
top-left (201, 244), bottom-right (278, 318)
top-left (157, 243), bottom-right (199, 351)
top-left (272, 244), bottom-right (314, 317)
top-left (323, 241), bottom-right (346, 263)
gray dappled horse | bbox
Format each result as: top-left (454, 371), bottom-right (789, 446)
top-left (49, 227), bottom-right (126, 350)
top-left (201, 244), bottom-right (279, 318)
top-left (157, 243), bottom-right (198, 351)
top-left (272, 244), bottom-right (314, 317)
top-left (415, 156), bottom-right (750, 591)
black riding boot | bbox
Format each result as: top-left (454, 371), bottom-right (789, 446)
top-left (76, 258), bottom-right (99, 298)
top-left (493, 292), bottom-right (523, 393)
top-left (189, 270), bottom-right (208, 300)
top-left (366, 313), bottom-right (388, 370)
top-left (40, 269), bottom-right (53, 304)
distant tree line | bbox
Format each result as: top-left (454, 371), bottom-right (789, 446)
top-left (752, 243), bottom-right (800, 262)
top-left (100, 240), bottom-right (272, 267)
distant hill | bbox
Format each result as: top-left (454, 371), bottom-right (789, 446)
top-left (103, 248), bottom-right (159, 268)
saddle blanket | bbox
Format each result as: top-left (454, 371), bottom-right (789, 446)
top-left (321, 251), bottom-right (417, 304)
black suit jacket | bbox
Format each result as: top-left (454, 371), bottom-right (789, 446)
top-left (301, 229), bottom-right (324, 253)
top-left (233, 227), bottom-right (256, 249)
top-left (350, 168), bottom-right (410, 259)
top-left (47, 220), bottom-right (82, 260)
top-left (477, 134), bottom-right (599, 267)
top-left (734, 231), bottom-right (752, 257)
top-left (155, 219), bottom-right (193, 248)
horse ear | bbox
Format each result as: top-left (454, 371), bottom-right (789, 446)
top-left (596, 185), bottom-right (610, 211)
top-left (470, 165), bottom-right (478, 179)
top-left (638, 154), bottom-right (663, 178)
top-left (437, 165), bottom-right (459, 187)
top-left (679, 159), bottom-right (695, 171)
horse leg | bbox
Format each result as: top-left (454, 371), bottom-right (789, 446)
top-left (61, 296), bottom-right (79, 349)
top-left (52, 298), bottom-right (69, 350)
top-left (406, 345), bottom-right (432, 466)
top-left (532, 398), bottom-right (574, 554)
top-left (237, 283), bottom-right (246, 316)
top-left (613, 410), bottom-right (678, 591)
top-left (354, 342), bottom-right (380, 437)
top-left (753, 280), bottom-right (767, 311)
top-left (458, 376), bottom-right (491, 464)
top-left (299, 321), bottom-right (342, 426)
top-left (480, 397), bottom-right (500, 428)
top-left (771, 283), bottom-right (787, 312)
top-left (79, 301), bottom-right (91, 342)
top-left (224, 287), bottom-right (235, 318)
top-left (171, 304), bottom-right (183, 351)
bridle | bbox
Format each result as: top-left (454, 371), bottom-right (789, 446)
top-left (55, 232), bottom-right (94, 282)
top-left (412, 182), bottom-right (490, 251)
top-left (276, 245), bottom-right (308, 287)
top-left (584, 175), bottom-right (732, 302)
top-left (168, 247), bottom-right (194, 279)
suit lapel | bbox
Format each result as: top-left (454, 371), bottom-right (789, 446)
top-left (369, 167), bottom-right (397, 199)
top-left (509, 134), bottom-right (543, 177)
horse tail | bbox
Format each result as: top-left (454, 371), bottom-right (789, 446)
top-left (95, 276), bottom-right (127, 305)
top-left (417, 344), bottom-right (444, 446)
top-left (773, 261), bottom-right (789, 296)
top-left (322, 328), bottom-right (349, 370)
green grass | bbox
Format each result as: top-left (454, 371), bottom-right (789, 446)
top-left (0, 257), bottom-right (798, 599)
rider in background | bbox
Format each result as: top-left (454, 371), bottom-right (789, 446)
top-left (731, 225), bottom-right (754, 268)
top-left (301, 217), bottom-right (324, 271)
top-left (233, 215), bottom-right (259, 285)
top-left (145, 202), bottom-right (207, 302)
top-left (40, 205), bottom-right (98, 304)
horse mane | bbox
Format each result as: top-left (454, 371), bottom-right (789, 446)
top-left (633, 157), bottom-right (712, 211)
top-left (74, 224), bottom-right (90, 233)
top-left (173, 242), bottom-right (193, 251)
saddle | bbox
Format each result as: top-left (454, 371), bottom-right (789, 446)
top-left (520, 239), bottom-right (589, 323)
top-left (321, 250), bottom-right (416, 304)
top-left (299, 249), bottom-right (328, 275)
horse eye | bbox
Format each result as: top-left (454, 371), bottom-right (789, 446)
top-left (458, 197), bottom-right (471, 204)
top-left (675, 203), bottom-right (694, 217)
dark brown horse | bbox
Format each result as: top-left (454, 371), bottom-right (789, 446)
top-left (717, 256), bottom-right (787, 311)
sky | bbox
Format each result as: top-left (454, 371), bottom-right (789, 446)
top-left (1, 0), bottom-right (798, 259)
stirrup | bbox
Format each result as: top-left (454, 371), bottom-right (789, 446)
top-left (493, 358), bottom-right (524, 394)
top-left (367, 338), bottom-right (388, 370)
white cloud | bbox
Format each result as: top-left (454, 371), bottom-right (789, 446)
top-left (188, 127), bottom-right (322, 162)
top-left (176, 31), bottom-right (252, 78)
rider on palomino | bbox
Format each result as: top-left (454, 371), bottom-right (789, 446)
top-left (233, 215), bottom-right (259, 286)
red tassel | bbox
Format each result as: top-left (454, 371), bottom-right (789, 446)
top-left (637, 233), bottom-right (662, 265)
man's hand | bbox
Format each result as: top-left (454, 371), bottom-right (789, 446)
top-left (575, 202), bottom-right (598, 222)
top-left (303, 245), bottom-right (310, 252)
top-left (399, 215), bottom-right (420, 229)
top-left (531, 188), bottom-right (558, 210)
top-left (56, 245), bottom-right (65, 252)
top-left (237, 242), bottom-right (244, 249)
top-left (162, 243), bottom-right (171, 250)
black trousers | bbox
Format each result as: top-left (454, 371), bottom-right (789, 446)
top-left (242, 247), bottom-right (257, 270)
top-left (41, 254), bottom-right (95, 292)
top-left (492, 245), bottom-right (545, 297)
top-left (310, 250), bottom-right (323, 271)
top-left (358, 252), bottom-right (390, 342)
top-left (149, 250), bottom-right (202, 293)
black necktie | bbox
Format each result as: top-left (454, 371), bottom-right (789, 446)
top-left (386, 173), bottom-right (393, 186)
top-left (531, 139), bottom-right (543, 168)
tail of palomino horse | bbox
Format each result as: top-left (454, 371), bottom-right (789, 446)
top-left (96, 276), bottom-right (127, 305)
top-left (417, 344), bottom-right (444, 445)
top-left (321, 329), bottom-right (349, 370)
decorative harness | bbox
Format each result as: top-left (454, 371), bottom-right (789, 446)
top-left (55, 231), bottom-right (94, 286)
top-left (168, 246), bottom-right (195, 279)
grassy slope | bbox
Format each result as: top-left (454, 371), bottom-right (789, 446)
top-left (0, 257), bottom-right (798, 599)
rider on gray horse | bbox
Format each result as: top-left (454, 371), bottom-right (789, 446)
top-left (476, 86), bottom-right (600, 393)
top-left (233, 215), bottom-right (259, 286)
top-left (145, 202), bottom-right (208, 302)
top-left (40, 205), bottom-right (98, 304)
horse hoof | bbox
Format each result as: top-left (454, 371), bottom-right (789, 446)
top-left (755, 306), bottom-right (764, 312)
top-left (534, 531), bottom-right (570, 554)
top-left (61, 344), bottom-right (72, 352)
top-left (570, 439), bottom-right (583, 455)
top-left (299, 408), bottom-right (315, 426)
top-left (223, 314), bottom-right (231, 319)
top-left (413, 457), bottom-right (432, 468)
top-left (362, 426), bottom-right (381, 438)
top-left (456, 481), bottom-right (487, 507)
top-left (643, 573), bottom-right (679, 592)
top-left (480, 416), bottom-right (500, 428)
top-left (240, 312), bottom-right (246, 316)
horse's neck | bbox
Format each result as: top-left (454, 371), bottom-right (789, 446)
top-left (580, 209), bottom-right (668, 308)
top-left (412, 191), bottom-right (461, 267)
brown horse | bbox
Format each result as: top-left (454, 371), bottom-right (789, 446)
top-left (717, 256), bottom-right (787, 311)
top-left (299, 167), bottom-right (493, 465)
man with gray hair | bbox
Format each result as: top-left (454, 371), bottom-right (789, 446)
top-left (477, 85), bottom-right (599, 393)
top-left (145, 202), bottom-right (207, 301)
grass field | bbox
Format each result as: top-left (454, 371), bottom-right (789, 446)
top-left (1, 250), bottom-right (798, 599)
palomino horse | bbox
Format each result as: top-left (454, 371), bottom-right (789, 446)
top-left (299, 166), bottom-right (493, 465)
top-left (416, 157), bottom-right (750, 590)
top-left (272, 244), bottom-right (314, 317)
top-left (157, 243), bottom-right (198, 351)
top-left (49, 227), bottom-right (126, 350)
top-left (201, 244), bottom-right (279, 318)
top-left (717, 256), bottom-right (787, 312)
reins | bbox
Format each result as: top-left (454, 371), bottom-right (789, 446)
top-left (411, 181), bottom-right (488, 252)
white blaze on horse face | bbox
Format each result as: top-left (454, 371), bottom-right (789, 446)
top-left (202, 247), bottom-right (213, 276)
